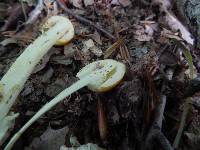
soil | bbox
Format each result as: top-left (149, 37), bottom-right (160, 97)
top-left (0, 0), bottom-right (200, 150)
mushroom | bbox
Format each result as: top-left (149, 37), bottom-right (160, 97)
top-left (0, 15), bottom-right (74, 144)
top-left (5, 59), bottom-right (126, 150)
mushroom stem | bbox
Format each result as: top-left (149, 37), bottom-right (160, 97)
top-left (0, 16), bottom-right (74, 143)
top-left (5, 59), bottom-right (126, 150)
top-left (4, 75), bottom-right (93, 150)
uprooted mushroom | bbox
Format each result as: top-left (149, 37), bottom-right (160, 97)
top-left (0, 15), bottom-right (74, 144)
top-left (5, 59), bottom-right (126, 150)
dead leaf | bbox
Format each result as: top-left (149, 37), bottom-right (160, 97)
top-left (69, 0), bottom-right (83, 8)
top-left (153, 0), bottom-right (194, 45)
top-left (74, 50), bottom-right (90, 61)
top-left (161, 28), bottom-right (183, 41)
top-left (90, 46), bottom-right (102, 57)
top-left (45, 78), bottom-right (67, 97)
top-left (132, 21), bottom-right (158, 42)
top-left (158, 50), bottom-right (179, 66)
top-left (184, 133), bottom-right (200, 150)
top-left (83, 39), bottom-right (95, 48)
top-left (0, 38), bottom-right (18, 46)
top-left (64, 43), bottom-right (76, 58)
top-left (60, 143), bottom-right (106, 150)
top-left (33, 48), bottom-right (59, 73)
top-left (134, 24), bottom-right (152, 42)
top-left (84, 0), bottom-right (94, 6)
top-left (111, 0), bottom-right (120, 5)
top-left (163, 12), bottom-right (194, 45)
top-left (152, 0), bottom-right (171, 11)
top-left (118, 0), bottom-right (131, 7)
top-left (25, 126), bottom-right (69, 150)
top-left (51, 55), bottom-right (73, 66)
top-left (21, 81), bottom-right (34, 96)
top-left (82, 39), bottom-right (102, 56)
top-left (82, 39), bottom-right (93, 53)
top-left (89, 31), bottom-right (102, 45)
top-left (22, 0), bottom-right (36, 6)
top-left (38, 67), bottom-right (54, 83)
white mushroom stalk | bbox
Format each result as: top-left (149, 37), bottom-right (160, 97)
top-left (0, 16), bottom-right (74, 144)
top-left (5, 59), bottom-right (126, 150)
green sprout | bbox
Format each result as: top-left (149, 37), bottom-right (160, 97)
top-left (0, 15), bottom-right (74, 144)
top-left (5, 59), bottom-right (126, 150)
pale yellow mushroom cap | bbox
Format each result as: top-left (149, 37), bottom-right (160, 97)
top-left (42, 16), bottom-right (74, 46)
top-left (76, 59), bottom-right (126, 92)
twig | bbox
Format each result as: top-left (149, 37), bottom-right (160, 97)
top-left (144, 68), bottom-right (174, 150)
top-left (25, 0), bottom-right (43, 25)
top-left (97, 98), bottom-right (108, 143)
top-left (0, 3), bottom-right (28, 32)
top-left (144, 95), bottom-right (173, 150)
top-left (56, 0), bottom-right (116, 41)
top-left (173, 98), bottom-right (192, 149)
top-left (19, 0), bottom-right (28, 21)
top-left (154, 95), bottom-right (167, 128)
top-left (15, 0), bottom-right (43, 33)
top-left (155, 68), bottom-right (173, 128)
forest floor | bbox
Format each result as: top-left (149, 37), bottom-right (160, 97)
top-left (0, 0), bottom-right (200, 150)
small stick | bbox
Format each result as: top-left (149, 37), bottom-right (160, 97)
top-left (154, 69), bottom-right (173, 128)
top-left (97, 98), bottom-right (108, 142)
top-left (19, 0), bottom-right (28, 21)
top-left (25, 0), bottom-right (44, 25)
top-left (144, 68), bottom-right (174, 150)
top-left (15, 0), bottom-right (44, 33)
top-left (56, 0), bottom-right (116, 41)
top-left (173, 98), bottom-right (192, 149)
top-left (144, 95), bottom-right (173, 150)
top-left (155, 95), bottom-right (167, 128)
